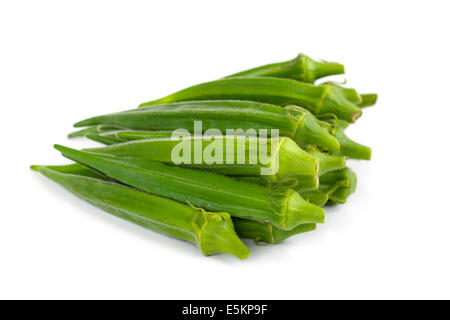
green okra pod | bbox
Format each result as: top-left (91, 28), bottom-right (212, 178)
top-left (139, 77), bottom-right (362, 123)
top-left (75, 101), bottom-right (340, 152)
top-left (225, 53), bottom-right (344, 83)
top-left (55, 145), bottom-right (325, 231)
top-left (31, 164), bottom-right (250, 259)
top-left (84, 136), bottom-right (319, 181)
top-left (233, 218), bottom-right (316, 244)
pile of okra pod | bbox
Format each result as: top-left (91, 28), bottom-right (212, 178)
top-left (32, 54), bottom-right (376, 259)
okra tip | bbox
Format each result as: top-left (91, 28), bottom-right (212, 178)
top-left (30, 165), bottom-right (40, 171)
top-left (73, 117), bottom-right (101, 128)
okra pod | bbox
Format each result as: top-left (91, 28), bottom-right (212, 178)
top-left (31, 164), bottom-right (250, 259)
top-left (139, 77), bottom-right (362, 123)
top-left (225, 54), bottom-right (344, 83)
top-left (74, 101), bottom-right (340, 152)
top-left (55, 145), bottom-right (325, 231)
top-left (85, 136), bottom-right (318, 181)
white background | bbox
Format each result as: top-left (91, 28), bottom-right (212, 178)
top-left (1, 1), bottom-right (449, 300)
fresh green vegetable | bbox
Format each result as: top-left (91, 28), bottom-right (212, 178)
top-left (328, 168), bottom-right (357, 204)
top-left (85, 136), bottom-right (319, 181)
top-left (358, 94), bottom-right (378, 108)
top-left (333, 127), bottom-right (371, 160)
top-left (31, 164), bottom-right (250, 259)
top-left (320, 82), bottom-right (362, 104)
top-left (225, 53), bottom-right (344, 83)
top-left (305, 147), bottom-right (346, 175)
top-left (299, 167), bottom-right (354, 206)
top-left (117, 131), bottom-right (174, 141)
top-left (233, 218), bottom-right (316, 244)
top-left (55, 145), bottom-right (325, 231)
top-left (298, 191), bottom-right (329, 207)
top-left (74, 101), bottom-right (340, 152)
top-left (138, 77), bottom-right (362, 123)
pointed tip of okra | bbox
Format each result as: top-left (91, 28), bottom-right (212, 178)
top-left (54, 144), bottom-right (71, 153)
top-left (30, 165), bottom-right (41, 172)
top-left (73, 117), bottom-right (100, 128)
top-left (283, 191), bottom-right (325, 230)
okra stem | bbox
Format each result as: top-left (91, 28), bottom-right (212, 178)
top-left (333, 127), bottom-right (372, 160)
top-left (358, 93), bottom-right (378, 108)
top-left (225, 54), bottom-right (344, 83)
top-left (31, 164), bottom-right (250, 259)
top-left (305, 147), bottom-right (346, 175)
top-left (139, 77), bottom-right (362, 123)
top-left (55, 145), bottom-right (325, 231)
top-left (328, 168), bottom-right (357, 204)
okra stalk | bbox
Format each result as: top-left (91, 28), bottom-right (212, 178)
top-left (328, 168), bottom-right (357, 204)
top-left (85, 136), bottom-right (319, 181)
top-left (31, 164), bottom-right (250, 259)
top-left (225, 54), bottom-right (344, 83)
top-left (333, 127), bottom-right (372, 160)
top-left (321, 82), bottom-right (362, 104)
top-left (305, 147), bottom-right (346, 175)
top-left (299, 167), bottom-right (354, 206)
top-left (74, 101), bottom-right (340, 152)
top-left (139, 77), bottom-right (362, 123)
top-left (233, 218), bottom-right (316, 244)
top-left (358, 94), bottom-right (378, 108)
top-left (55, 145), bottom-right (325, 231)
top-left (298, 191), bottom-right (329, 207)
